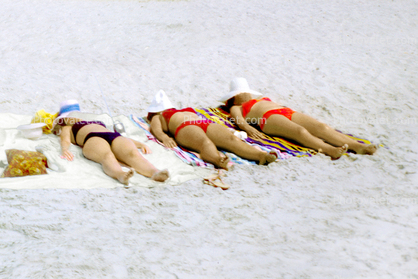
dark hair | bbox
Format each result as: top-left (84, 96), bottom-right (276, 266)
top-left (147, 112), bottom-right (157, 122)
top-left (55, 118), bottom-right (66, 126)
top-left (221, 97), bottom-right (236, 113)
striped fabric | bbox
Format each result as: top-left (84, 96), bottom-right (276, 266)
top-left (194, 107), bottom-right (376, 157)
top-left (131, 107), bottom-right (376, 168)
top-left (130, 112), bottom-right (289, 169)
top-left (194, 107), bottom-right (314, 157)
top-left (130, 115), bottom-right (215, 168)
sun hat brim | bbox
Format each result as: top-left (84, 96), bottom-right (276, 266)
top-left (147, 90), bottom-right (175, 113)
top-left (147, 105), bottom-right (174, 113)
top-left (218, 89), bottom-right (263, 103)
top-left (51, 111), bottom-right (83, 130)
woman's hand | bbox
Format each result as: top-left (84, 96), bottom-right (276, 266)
top-left (59, 126), bottom-right (74, 161)
top-left (246, 126), bottom-right (265, 139)
top-left (162, 137), bottom-right (177, 148)
top-left (137, 143), bottom-right (152, 154)
top-left (61, 149), bottom-right (74, 161)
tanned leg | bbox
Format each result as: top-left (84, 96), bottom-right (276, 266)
top-left (206, 124), bottom-right (276, 165)
top-left (291, 112), bottom-right (377, 155)
top-left (175, 125), bottom-right (231, 170)
top-left (262, 114), bottom-right (347, 159)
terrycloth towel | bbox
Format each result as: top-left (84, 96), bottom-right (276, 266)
top-left (194, 107), bottom-right (376, 157)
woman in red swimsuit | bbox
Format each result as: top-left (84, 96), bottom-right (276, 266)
top-left (222, 78), bottom-right (377, 159)
top-left (147, 91), bottom-right (278, 169)
top-left (52, 100), bottom-right (169, 185)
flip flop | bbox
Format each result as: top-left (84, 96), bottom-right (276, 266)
top-left (203, 171), bottom-right (230, 190)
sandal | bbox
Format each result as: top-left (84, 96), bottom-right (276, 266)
top-left (203, 170), bottom-right (230, 190)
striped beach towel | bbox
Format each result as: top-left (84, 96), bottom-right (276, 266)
top-left (194, 107), bottom-right (377, 157)
top-left (130, 115), bottom-right (215, 168)
top-left (130, 114), bottom-right (288, 168)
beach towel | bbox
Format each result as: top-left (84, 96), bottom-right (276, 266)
top-left (0, 113), bottom-right (211, 189)
top-left (195, 107), bottom-right (377, 157)
top-left (130, 114), bottom-right (290, 168)
top-left (130, 115), bottom-right (215, 168)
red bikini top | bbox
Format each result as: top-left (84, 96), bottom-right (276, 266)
top-left (241, 97), bottom-right (272, 118)
top-left (161, 107), bottom-right (196, 125)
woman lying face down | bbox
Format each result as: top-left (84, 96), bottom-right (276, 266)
top-left (51, 100), bottom-right (169, 185)
top-left (221, 78), bottom-right (377, 159)
top-left (146, 90), bottom-right (278, 170)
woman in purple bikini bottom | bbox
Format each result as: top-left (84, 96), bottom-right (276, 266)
top-left (52, 100), bottom-right (169, 185)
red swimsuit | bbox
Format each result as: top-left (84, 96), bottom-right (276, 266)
top-left (242, 97), bottom-right (273, 118)
top-left (241, 97), bottom-right (296, 130)
top-left (162, 108), bottom-right (214, 137)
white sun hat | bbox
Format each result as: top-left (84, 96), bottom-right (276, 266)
top-left (147, 90), bottom-right (174, 113)
top-left (17, 123), bottom-right (47, 140)
top-left (218, 77), bottom-right (263, 103)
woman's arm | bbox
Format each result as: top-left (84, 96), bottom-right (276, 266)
top-left (150, 115), bottom-right (177, 148)
top-left (230, 105), bottom-right (264, 139)
top-left (59, 126), bottom-right (74, 161)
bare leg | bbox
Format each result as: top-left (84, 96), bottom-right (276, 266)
top-left (291, 112), bottom-right (377, 155)
top-left (206, 124), bottom-right (276, 165)
top-left (82, 137), bottom-right (134, 185)
top-left (175, 125), bottom-right (231, 169)
top-left (110, 137), bottom-right (169, 182)
top-left (262, 115), bottom-right (347, 159)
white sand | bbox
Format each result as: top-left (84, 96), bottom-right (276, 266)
top-left (1, 0), bottom-right (417, 277)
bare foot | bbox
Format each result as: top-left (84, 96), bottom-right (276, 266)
top-left (151, 169), bottom-right (170, 182)
top-left (355, 144), bottom-right (377, 155)
top-left (258, 150), bottom-right (278, 165)
top-left (329, 144), bottom-right (348, 160)
top-left (217, 155), bottom-right (232, 170)
top-left (118, 168), bottom-right (134, 185)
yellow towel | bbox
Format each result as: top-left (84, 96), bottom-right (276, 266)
top-left (31, 109), bottom-right (58, 134)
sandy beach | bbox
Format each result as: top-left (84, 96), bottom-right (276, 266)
top-left (0, 0), bottom-right (417, 278)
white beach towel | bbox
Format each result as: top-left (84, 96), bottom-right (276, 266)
top-left (0, 113), bottom-right (210, 189)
